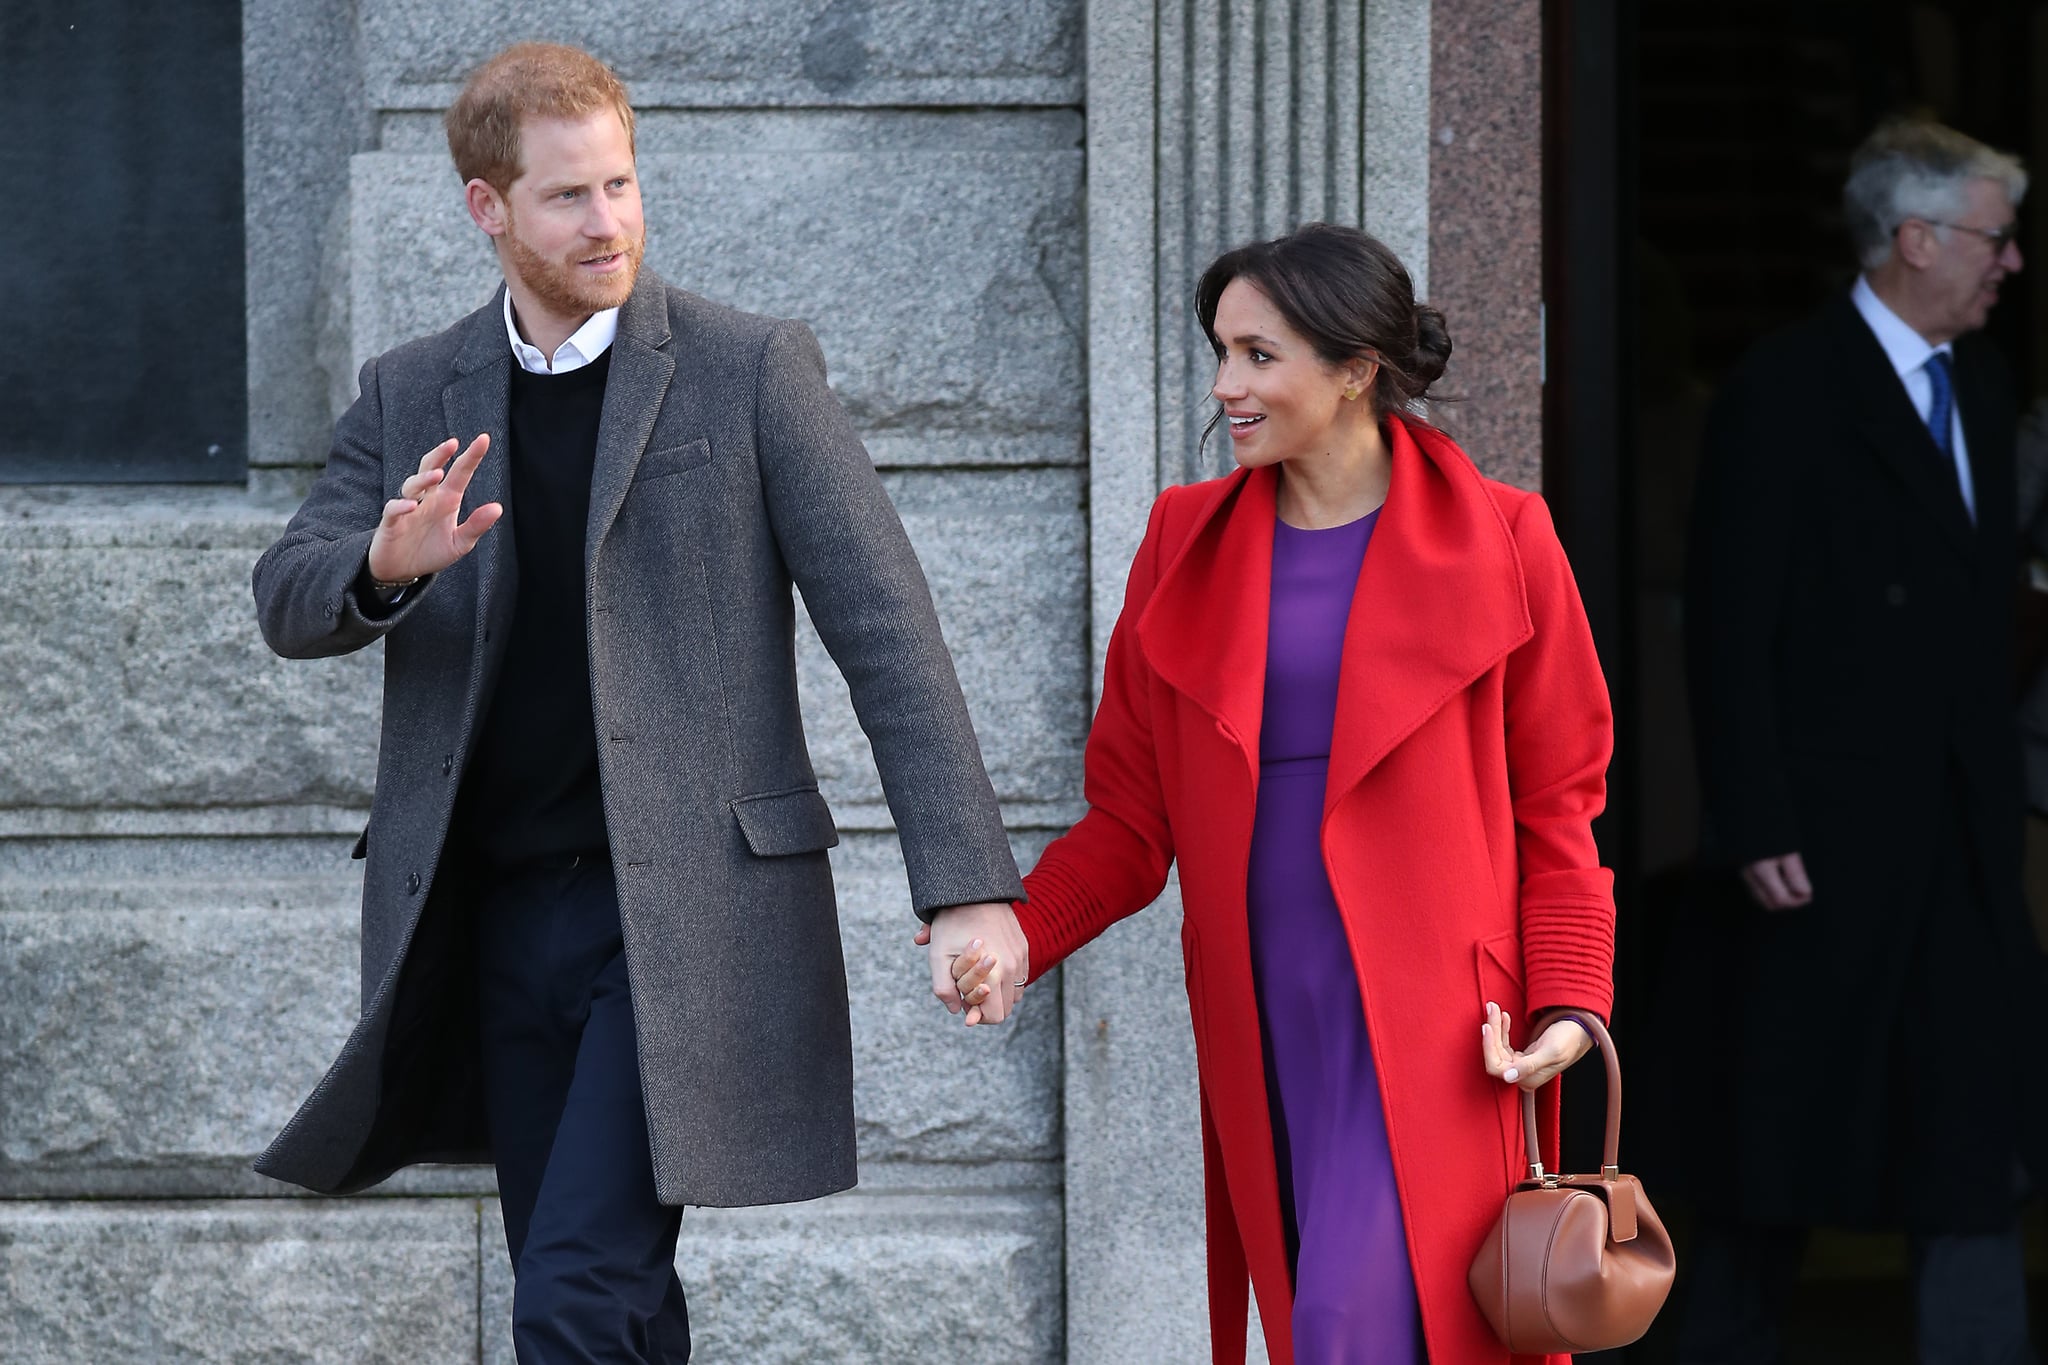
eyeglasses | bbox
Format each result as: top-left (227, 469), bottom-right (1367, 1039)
top-left (1916, 219), bottom-right (2021, 250)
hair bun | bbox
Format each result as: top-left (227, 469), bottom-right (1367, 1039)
top-left (1407, 305), bottom-right (1452, 390)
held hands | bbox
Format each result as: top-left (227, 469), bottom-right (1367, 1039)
top-left (1740, 851), bottom-right (1813, 911)
top-left (365, 435), bottom-right (503, 584)
top-left (913, 901), bottom-right (1030, 1026)
top-left (1480, 1000), bottom-right (1595, 1093)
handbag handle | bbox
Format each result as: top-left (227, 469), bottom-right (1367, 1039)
top-left (1516, 1009), bottom-right (1621, 1179)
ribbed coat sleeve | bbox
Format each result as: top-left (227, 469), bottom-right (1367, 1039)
top-left (1502, 493), bottom-right (1617, 1019)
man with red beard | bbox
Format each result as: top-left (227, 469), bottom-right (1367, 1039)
top-left (250, 43), bottom-right (1026, 1362)
top-left (1683, 118), bottom-right (2042, 1361)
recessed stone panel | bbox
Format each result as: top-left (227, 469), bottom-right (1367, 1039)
top-left (346, 148), bottom-right (1084, 469)
top-left (358, 0), bottom-right (1082, 111)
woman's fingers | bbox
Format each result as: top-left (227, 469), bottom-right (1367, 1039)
top-left (1480, 1001), bottom-right (1511, 1077)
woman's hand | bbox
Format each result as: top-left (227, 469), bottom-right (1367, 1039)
top-left (950, 939), bottom-right (1000, 1024)
top-left (912, 916), bottom-right (1028, 1026)
top-left (1480, 1001), bottom-right (1596, 1092)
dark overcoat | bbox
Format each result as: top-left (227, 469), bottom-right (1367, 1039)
top-left (1683, 293), bottom-right (2047, 1226)
top-left (251, 272), bottom-right (1022, 1206)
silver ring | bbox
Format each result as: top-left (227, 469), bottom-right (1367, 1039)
top-left (1013, 980), bottom-right (1028, 989)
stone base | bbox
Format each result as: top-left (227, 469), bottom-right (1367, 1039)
top-left (0, 1187), bottom-right (1061, 1365)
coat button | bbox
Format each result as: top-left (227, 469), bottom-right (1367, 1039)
top-left (406, 872), bottom-right (422, 895)
top-left (1885, 584), bottom-right (1907, 606)
top-left (442, 754), bottom-right (454, 776)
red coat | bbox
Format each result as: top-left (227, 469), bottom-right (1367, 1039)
top-left (1014, 417), bottom-right (1616, 1365)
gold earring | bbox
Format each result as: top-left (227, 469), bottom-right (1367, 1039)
top-left (1343, 386), bottom-right (1360, 400)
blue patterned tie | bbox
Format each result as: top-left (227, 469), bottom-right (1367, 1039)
top-left (1924, 351), bottom-right (1956, 461)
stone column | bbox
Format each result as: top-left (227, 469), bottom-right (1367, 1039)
top-left (1068, 1), bottom-right (1433, 1358)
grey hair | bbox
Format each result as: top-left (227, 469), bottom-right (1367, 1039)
top-left (1843, 118), bottom-right (2028, 270)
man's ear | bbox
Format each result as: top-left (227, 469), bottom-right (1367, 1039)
top-left (1895, 219), bottom-right (1939, 270)
top-left (465, 179), bottom-right (509, 238)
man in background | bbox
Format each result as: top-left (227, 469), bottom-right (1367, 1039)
top-left (1684, 118), bottom-right (2041, 1362)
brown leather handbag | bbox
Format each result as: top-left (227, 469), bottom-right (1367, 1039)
top-left (1467, 1010), bottom-right (1676, 1353)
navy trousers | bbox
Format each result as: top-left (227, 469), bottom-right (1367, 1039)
top-left (476, 855), bottom-right (691, 1364)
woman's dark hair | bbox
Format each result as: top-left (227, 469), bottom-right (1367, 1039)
top-left (1195, 222), bottom-right (1452, 427)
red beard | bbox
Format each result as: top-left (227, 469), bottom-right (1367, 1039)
top-left (503, 215), bottom-right (644, 317)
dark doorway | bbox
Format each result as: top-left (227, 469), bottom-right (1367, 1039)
top-left (1546, 1), bottom-right (2047, 1359)
top-left (0, 2), bottom-right (246, 483)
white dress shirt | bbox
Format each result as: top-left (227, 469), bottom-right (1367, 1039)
top-left (503, 291), bottom-right (620, 375)
top-left (1850, 275), bottom-right (1974, 522)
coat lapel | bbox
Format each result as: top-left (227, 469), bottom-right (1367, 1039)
top-left (442, 291), bottom-right (515, 643)
top-left (1324, 418), bottom-right (1532, 808)
top-left (1137, 466), bottom-right (1275, 780)
top-left (586, 273), bottom-right (678, 570)
top-left (1135, 417), bottom-right (1533, 799)
top-left (1828, 297), bottom-right (1979, 561)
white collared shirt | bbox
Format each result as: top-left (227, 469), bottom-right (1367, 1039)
top-left (503, 291), bottom-right (620, 375)
top-left (1850, 275), bottom-right (1974, 522)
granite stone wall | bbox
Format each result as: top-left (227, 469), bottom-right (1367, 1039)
top-left (1, 1), bottom-right (1529, 1359)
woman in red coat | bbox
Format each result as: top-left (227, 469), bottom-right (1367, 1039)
top-left (948, 224), bottom-right (1616, 1364)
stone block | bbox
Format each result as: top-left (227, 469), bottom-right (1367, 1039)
top-left (0, 830), bottom-right (1059, 1192)
top-left (0, 486), bottom-right (380, 817)
top-left (0, 856), bottom-right (361, 1192)
top-left (799, 470), bottom-right (1088, 826)
top-left (346, 146), bottom-right (1085, 470)
top-left (358, 0), bottom-right (1082, 111)
top-left (831, 833), bottom-right (1060, 1163)
top-left (0, 1200), bottom-right (479, 1364)
top-left (481, 1189), bottom-right (1063, 1364)
top-left (0, 471), bottom-right (1080, 829)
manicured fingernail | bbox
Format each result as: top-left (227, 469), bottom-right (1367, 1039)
top-left (970, 938), bottom-right (983, 949)
top-left (1503, 1068), bottom-right (1520, 1083)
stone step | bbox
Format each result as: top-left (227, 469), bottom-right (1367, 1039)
top-left (0, 1189), bottom-right (1063, 1364)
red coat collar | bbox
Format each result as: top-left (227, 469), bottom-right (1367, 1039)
top-left (1136, 416), bottom-right (1534, 800)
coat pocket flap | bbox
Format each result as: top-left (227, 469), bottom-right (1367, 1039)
top-left (634, 438), bottom-right (713, 482)
top-left (731, 787), bottom-right (839, 856)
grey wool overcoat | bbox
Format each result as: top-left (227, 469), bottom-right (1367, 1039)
top-left (251, 271), bottom-right (1023, 1207)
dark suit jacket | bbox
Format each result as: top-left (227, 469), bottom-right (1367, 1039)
top-left (1683, 291), bottom-right (2041, 1224)
top-left (250, 272), bottom-right (1023, 1205)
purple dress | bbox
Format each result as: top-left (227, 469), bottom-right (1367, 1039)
top-left (1247, 511), bottom-right (1424, 1363)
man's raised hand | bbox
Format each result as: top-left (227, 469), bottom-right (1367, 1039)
top-left (366, 435), bottom-right (502, 583)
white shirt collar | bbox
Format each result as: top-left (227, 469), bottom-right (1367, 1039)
top-left (1851, 274), bottom-right (1952, 380)
top-left (503, 290), bottom-right (620, 375)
